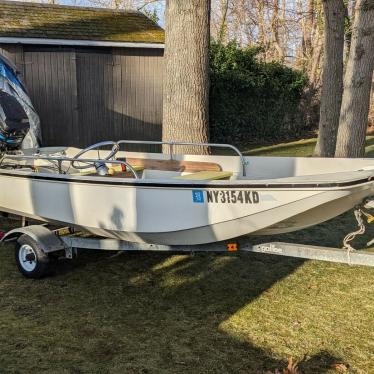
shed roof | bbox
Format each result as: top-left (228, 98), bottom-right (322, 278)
top-left (0, 0), bottom-right (164, 45)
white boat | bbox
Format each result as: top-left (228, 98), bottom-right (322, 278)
top-left (1, 140), bottom-right (374, 245)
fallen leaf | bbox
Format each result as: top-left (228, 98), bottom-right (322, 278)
top-left (331, 363), bottom-right (348, 372)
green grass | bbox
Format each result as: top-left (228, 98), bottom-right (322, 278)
top-left (241, 135), bottom-right (374, 157)
top-left (0, 140), bottom-right (374, 374)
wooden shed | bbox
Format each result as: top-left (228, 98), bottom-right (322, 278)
top-left (0, 0), bottom-right (165, 149)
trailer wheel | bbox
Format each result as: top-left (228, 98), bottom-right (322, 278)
top-left (15, 235), bottom-right (56, 279)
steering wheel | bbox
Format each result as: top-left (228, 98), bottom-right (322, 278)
top-left (71, 141), bottom-right (119, 170)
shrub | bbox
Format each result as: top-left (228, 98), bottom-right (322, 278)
top-left (209, 42), bottom-right (309, 144)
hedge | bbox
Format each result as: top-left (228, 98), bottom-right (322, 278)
top-left (209, 42), bottom-right (309, 144)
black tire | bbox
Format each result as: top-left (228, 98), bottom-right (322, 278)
top-left (15, 234), bottom-right (56, 279)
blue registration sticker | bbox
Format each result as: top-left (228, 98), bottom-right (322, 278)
top-left (192, 190), bottom-right (204, 203)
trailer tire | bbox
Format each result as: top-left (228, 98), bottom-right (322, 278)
top-left (15, 234), bottom-right (57, 279)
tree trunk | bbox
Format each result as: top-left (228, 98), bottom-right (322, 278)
top-left (309, 33), bottom-right (323, 87)
top-left (368, 74), bottom-right (374, 132)
top-left (335, 0), bottom-right (374, 157)
top-left (271, 0), bottom-right (285, 62)
top-left (217, 0), bottom-right (230, 44)
top-left (303, 0), bottom-right (315, 62)
top-left (314, 0), bottom-right (345, 157)
top-left (162, 0), bottom-right (210, 154)
top-left (257, 1), bottom-right (267, 46)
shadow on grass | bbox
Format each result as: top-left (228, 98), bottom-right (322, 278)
top-left (49, 251), bottom-right (344, 373)
top-left (0, 214), bottom-right (349, 373)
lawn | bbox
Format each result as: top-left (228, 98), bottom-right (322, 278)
top-left (242, 135), bottom-right (374, 157)
top-left (0, 139), bottom-right (373, 374)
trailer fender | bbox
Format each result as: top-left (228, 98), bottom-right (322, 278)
top-left (0, 225), bottom-right (65, 253)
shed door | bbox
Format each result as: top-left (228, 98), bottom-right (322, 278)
top-left (112, 48), bottom-right (163, 152)
top-left (23, 47), bottom-right (78, 146)
top-left (76, 47), bottom-right (163, 151)
top-left (75, 48), bottom-right (114, 147)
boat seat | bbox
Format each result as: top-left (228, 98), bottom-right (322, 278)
top-left (118, 158), bottom-right (222, 173)
top-left (173, 171), bottom-right (233, 181)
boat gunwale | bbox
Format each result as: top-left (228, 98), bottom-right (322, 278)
top-left (0, 169), bottom-right (374, 190)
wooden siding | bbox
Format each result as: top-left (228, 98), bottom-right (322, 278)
top-left (0, 44), bottom-right (163, 150)
top-left (76, 48), bottom-right (112, 146)
top-left (112, 48), bottom-right (163, 151)
top-left (23, 46), bottom-right (79, 146)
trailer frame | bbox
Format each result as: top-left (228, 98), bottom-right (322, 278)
top-left (1, 222), bottom-right (373, 278)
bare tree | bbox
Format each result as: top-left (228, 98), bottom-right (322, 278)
top-left (257, 0), bottom-right (267, 47)
top-left (369, 75), bottom-right (374, 132)
top-left (313, 0), bottom-right (345, 157)
top-left (85, 0), bottom-right (163, 11)
top-left (217, 0), bottom-right (230, 44)
top-left (162, 0), bottom-right (210, 154)
top-left (271, 0), bottom-right (286, 62)
top-left (305, 0), bottom-right (315, 54)
top-left (335, 0), bottom-right (374, 157)
top-left (344, 0), bottom-right (356, 60)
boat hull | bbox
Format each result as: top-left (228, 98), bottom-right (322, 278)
top-left (1, 170), bottom-right (373, 244)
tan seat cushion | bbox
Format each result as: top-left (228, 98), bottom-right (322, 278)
top-left (173, 171), bottom-right (233, 181)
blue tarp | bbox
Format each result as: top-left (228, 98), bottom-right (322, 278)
top-left (0, 53), bottom-right (41, 149)
top-left (0, 59), bottom-right (21, 88)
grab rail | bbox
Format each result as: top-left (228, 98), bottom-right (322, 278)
top-left (0, 154), bottom-right (140, 179)
top-left (116, 140), bottom-right (248, 176)
top-left (1, 140), bottom-right (248, 177)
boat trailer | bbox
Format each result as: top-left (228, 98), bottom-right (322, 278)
top-left (1, 208), bottom-right (374, 278)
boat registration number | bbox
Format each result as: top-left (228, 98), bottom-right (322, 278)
top-left (192, 190), bottom-right (259, 204)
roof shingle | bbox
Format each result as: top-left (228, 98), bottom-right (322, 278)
top-left (0, 0), bottom-right (164, 44)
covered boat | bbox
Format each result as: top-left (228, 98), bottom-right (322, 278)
top-left (0, 52), bottom-right (41, 151)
